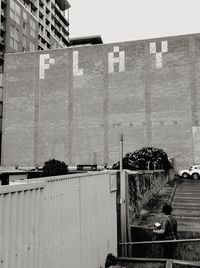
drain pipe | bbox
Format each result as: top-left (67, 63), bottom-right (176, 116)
top-left (120, 133), bottom-right (123, 172)
top-left (119, 133), bottom-right (127, 256)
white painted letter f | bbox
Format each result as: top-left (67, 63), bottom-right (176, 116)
top-left (39, 54), bottom-right (55, 79)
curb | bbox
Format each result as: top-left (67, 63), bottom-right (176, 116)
top-left (169, 181), bottom-right (179, 205)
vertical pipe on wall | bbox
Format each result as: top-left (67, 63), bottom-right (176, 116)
top-left (119, 133), bottom-right (127, 256)
top-left (67, 51), bottom-right (74, 165)
top-left (144, 42), bottom-right (152, 146)
top-left (33, 56), bottom-right (40, 166)
top-left (119, 133), bottom-right (123, 172)
top-left (189, 36), bottom-right (199, 165)
top-left (103, 47), bottom-right (110, 165)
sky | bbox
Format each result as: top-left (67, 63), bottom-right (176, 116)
top-left (69, 0), bottom-right (200, 44)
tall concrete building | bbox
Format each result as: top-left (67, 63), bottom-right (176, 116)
top-left (1, 0), bottom-right (70, 56)
top-left (0, 0), bottom-right (70, 162)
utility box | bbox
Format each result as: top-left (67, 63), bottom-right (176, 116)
top-left (77, 164), bottom-right (97, 171)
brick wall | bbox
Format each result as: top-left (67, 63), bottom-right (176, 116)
top-left (3, 33), bottom-right (200, 169)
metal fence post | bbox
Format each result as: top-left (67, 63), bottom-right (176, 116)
top-left (119, 133), bottom-right (128, 256)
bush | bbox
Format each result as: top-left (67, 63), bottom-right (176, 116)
top-left (112, 146), bottom-right (172, 171)
top-left (42, 159), bottom-right (68, 176)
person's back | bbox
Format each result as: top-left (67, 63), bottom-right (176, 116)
top-left (153, 204), bottom-right (178, 258)
top-left (162, 214), bottom-right (177, 240)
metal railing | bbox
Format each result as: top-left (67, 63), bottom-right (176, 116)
top-left (116, 257), bottom-right (200, 267)
top-left (119, 238), bottom-right (200, 263)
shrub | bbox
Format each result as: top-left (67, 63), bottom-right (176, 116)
top-left (112, 146), bottom-right (172, 171)
top-left (42, 159), bottom-right (68, 176)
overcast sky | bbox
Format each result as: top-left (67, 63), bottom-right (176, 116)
top-left (69, 0), bottom-right (200, 44)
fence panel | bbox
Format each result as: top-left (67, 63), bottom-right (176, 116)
top-left (80, 172), bottom-right (118, 268)
top-left (41, 176), bottom-right (81, 268)
top-left (40, 171), bottom-right (118, 268)
top-left (0, 182), bottom-right (45, 268)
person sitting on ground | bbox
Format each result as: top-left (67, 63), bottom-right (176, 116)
top-left (153, 204), bottom-right (177, 258)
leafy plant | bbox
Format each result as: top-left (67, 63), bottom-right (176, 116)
top-left (112, 147), bottom-right (172, 171)
top-left (42, 159), bottom-right (68, 176)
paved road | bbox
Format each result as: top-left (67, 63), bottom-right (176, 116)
top-left (172, 179), bottom-right (200, 231)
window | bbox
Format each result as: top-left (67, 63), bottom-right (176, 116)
top-left (0, 103), bottom-right (3, 117)
top-left (15, 4), bottom-right (20, 15)
top-left (23, 11), bottom-right (27, 21)
top-left (30, 19), bottom-right (36, 38)
top-left (10, 26), bottom-right (19, 50)
top-left (10, 9), bottom-right (15, 20)
top-left (10, 0), bottom-right (15, 9)
top-left (31, 28), bottom-right (35, 38)
top-left (23, 22), bottom-right (27, 35)
top-left (30, 41), bottom-right (35, 51)
top-left (23, 35), bottom-right (26, 47)
top-left (22, 35), bottom-right (26, 51)
top-left (10, 0), bottom-right (21, 24)
top-left (30, 19), bottom-right (36, 30)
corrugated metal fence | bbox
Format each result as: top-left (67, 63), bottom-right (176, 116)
top-left (0, 182), bottom-right (45, 268)
top-left (0, 171), bottom-right (118, 268)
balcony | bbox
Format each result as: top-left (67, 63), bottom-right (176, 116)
top-left (38, 28), bottom-right (44, 35)
top-left (62, 26), bottom-right (69, 37)
top-left (38, 40), bottom-right (47, 50)
top-left (45, 15), bottom-right (50, 25)
top-left (46, 24), bottom-right (51, 32)
top-left (24, 0), bottom-right (37, 6)
top-left (61, 36), bottom-right (69, 46)
top-left (46, 0), bottom-right (50, 8)
top-left (39, 6), bottom-right (44, 14)
top-left (54, 15), bottom-right (61, 27)
top-left (1, 11), bottom-right (6, 22)
top-left (38, 31), bottom-right (50, 44)
top-left (46, 4), bottom-right (50, 14)
top-left (39, 17), bottom-right (44, 25)
top-left (0, 53), bottom-right (4, 65)
top-left (54, 2), bottom-right (61, 13)
top-left (51, 7), bottom-right (55, 16)
top-left (0, 82), bottom-right (3, 100)
top-left (1, 0), bottom-right (6, 8)
top-left (46, 12), bottom-right (50, 20)
top-left (55, 0), bottom-right (70, 11)
top-left (0, 38), bottom-right (5, 48)
top-left (31, 8), bottom-right (37, 17)
top-left (24, 0), bottom-right (37, 11)
top-left (54, 4), bottom-right (69, 26)
top-left (55, 25), bottom-right (61, 35)
top-left (1, 25), bottom-right (5, 34)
